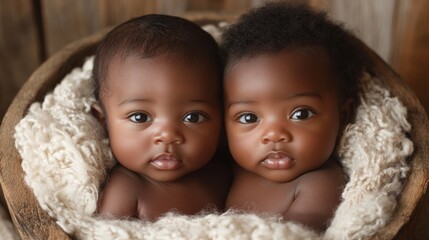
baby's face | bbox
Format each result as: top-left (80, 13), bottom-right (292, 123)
top-left (224, 48), bottom-right (348, 183)
top-left (101, 55), bottom-right (221, 182)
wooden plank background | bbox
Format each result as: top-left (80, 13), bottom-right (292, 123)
top-left (0, 0), bottom-right (41, 123)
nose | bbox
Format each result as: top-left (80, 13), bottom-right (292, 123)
top-left (152, 122), bottom-right (184, 145)
top-left (261, 122), bottom-right (292, 144)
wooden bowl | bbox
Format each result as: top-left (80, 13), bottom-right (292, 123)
top-left (0, 13), bottom-right (428, 240)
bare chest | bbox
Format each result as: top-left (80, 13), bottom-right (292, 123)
top-left (226, 175), bottom-right (297, 215)
top-left (135, 178), bottom-right (221, 220)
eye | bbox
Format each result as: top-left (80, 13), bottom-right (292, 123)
top-left (290, 108), bottom-right (315, 120)
top-left (129, 112), bottom-right (152, 123)
top-left (238, 113), bottom-right (259, 124)
top-left (183, 112), bottom-right (206, 123)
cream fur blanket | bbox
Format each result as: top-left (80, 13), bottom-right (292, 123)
top-left (14, 29), bottom-right (413, 240)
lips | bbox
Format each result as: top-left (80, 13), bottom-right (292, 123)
top-left (261, 151), bottom-right (294, 170)
top-left (151, 153), bottom-right (182, 170)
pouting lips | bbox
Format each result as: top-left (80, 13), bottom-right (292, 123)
top-left (151, 153), bottom-right (182, 170)
top-left (261, 151), bottom-right (294, 170)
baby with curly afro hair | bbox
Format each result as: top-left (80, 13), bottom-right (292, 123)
top-left (221, 2), bottom-right (370, 232)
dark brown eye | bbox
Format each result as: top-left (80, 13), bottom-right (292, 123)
top-left (129, 113), bottom-right (151, 123)
top-left (290, 109), bottom-right (315, 120)
top-left (183, 112), bottom-right (206, 123)
top-left (238, 113), bottom-right (259, 124)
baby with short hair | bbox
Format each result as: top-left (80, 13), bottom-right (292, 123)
top-left (221, 3), bottom-right (369, 232)
top-left (92, 14), bottom-right (231, 221)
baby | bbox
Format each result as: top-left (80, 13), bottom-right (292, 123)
top-left (221, 3), bottom-right (368, 232)
top-left (92, 14), bottom-right (230, 221)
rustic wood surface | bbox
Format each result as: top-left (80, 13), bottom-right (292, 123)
top-left (40, 0), bottom-right (160, 56)
top-left (391, 0), bottom-right (429, 123)
top-left (0, 0), bottom-right (41, 124)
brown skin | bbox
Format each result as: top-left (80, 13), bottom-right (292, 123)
top-left (224, 48), bottom-right (350, 232)
top-left (93, 55), bottom-right (230, 220)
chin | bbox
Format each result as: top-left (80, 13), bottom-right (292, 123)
top-left (259, 172), bottom-right (299, 183)
top-left (145, 171), bottom-right (187, 182)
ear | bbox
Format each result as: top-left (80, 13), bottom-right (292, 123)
top-left (339, 98), bottom-right (354, 130)
top-left (91, 102), bottom-right (106, 124)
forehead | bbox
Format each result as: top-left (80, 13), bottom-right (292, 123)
top-left (102, 55), bottom-right (219, 103)
top-left (228, 46), bottom-right (333, 76)
top-left (225, 48), bottom-right (339, 99)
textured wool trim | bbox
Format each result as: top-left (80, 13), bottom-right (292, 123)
top-left (14, 28), bottom-right (413, 240)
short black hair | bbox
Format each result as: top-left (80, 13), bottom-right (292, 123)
top-left (220, 3), bottom-right (371, 101)
top-left (93, 14), bottom-right (222, 102)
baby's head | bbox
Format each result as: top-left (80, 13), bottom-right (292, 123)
top-left (92, 14), bottom-right (223, 182)
top-left (221, 3), bottom-right (368, 182)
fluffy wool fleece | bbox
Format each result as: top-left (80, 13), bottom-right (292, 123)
top-left (14, 28), bottom-right (413, 240)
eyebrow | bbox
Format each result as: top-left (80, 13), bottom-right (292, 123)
top-left (287, 92), bottom-right (322, 99)
top-left (119, 98), bottom-right (212, 106)
top-left (228, 92), bottom-right (322, 107)
top-left (119, 98), bottom-right (152, 106)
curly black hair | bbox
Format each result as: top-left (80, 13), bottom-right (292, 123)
top-left (93, 14), bottom-right (222, 103)
top-left (220, 2), bottom-right (371, 102)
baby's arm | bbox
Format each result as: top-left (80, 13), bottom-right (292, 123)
top-left (97, 166), bottom-right (139, 219)
top-left (284, 163), bottom-right (345, 232)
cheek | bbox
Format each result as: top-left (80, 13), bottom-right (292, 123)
top-left (296, 121), bottom-right (340, 161)
top-left (226, 127), bottom-right (256, 164)
top-left (107, 124), bottom-right (151, 162)
top-left (184, 123), bottom-right (221, 160)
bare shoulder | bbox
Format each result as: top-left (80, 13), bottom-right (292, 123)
top-left (297, 159), bottom-right (346, 191)
top-left (284, 160), bottom-right (346, 232)
top-left (295, 160), bottom-right (346, 205)
top-left (97, 165), bottom-right (141, 218)
top-left (104, 165), bottom-right (143, 190)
